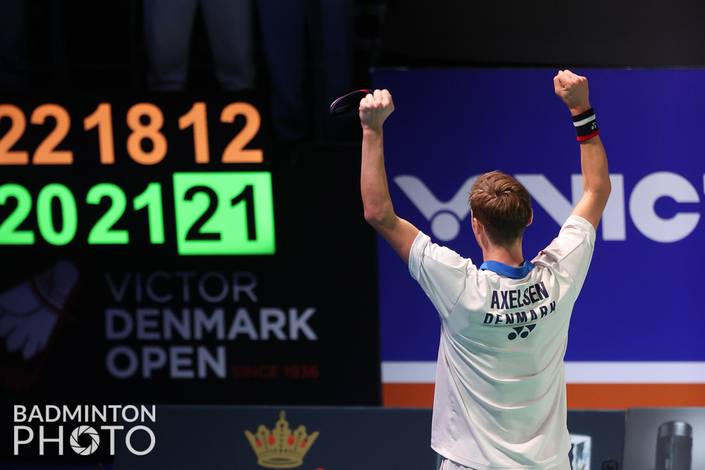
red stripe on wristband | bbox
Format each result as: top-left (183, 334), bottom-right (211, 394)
top-left (577, 130), bottom-right (600, 142)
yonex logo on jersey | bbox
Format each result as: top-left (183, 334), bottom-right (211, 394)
top-left (508, 325), bottom-right (536, 340)
top-left (395, 172), bottom-right (703, 243)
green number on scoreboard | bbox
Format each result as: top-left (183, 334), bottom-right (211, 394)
top-left (36, 184), bottom-right (77, 246)
top-left (172, 172), bottom-right (275, 255)
top-left (86, 183), bottom-right (129, 244)
top-left (0, 184), bottom-right (34, 244)
top-left (133, 182), bottom-right (165, 244)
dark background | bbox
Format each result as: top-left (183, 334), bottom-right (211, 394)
top-left (382, 0), bottom-right (705, 67)
top-left (7, 0), bottom-right (705, 94)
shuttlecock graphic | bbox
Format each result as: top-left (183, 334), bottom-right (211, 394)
top-left (0, 260), bottom-right (78, 360)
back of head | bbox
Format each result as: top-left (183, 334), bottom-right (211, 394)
top-left (469, 171), bottom-right (532, 247)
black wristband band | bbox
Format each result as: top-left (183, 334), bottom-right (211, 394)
top-left (572, 108), bottom-right (599, 142)
top-left (571, 108), bottom-right (595, 123)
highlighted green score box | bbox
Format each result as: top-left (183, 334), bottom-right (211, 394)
top-left (173, 172), bottom-right (276, 255)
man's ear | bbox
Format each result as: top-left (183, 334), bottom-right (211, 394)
top-left (527, 210), bottom-right (533, 227)
top-left (472, 216), bottom-right (486, 237)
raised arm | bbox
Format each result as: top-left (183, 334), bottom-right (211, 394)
top-left (359, 89), bottom-right (419, 263)
top-left (554, 70), bottom-right (611, 229)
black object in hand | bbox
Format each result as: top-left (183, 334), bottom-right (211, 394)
top-left (329, 89), bottom-right (372, 117)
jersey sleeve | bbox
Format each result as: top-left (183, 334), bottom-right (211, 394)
top-left (408, 231), bottom-right (474, 318)
top-left (533, 214), bottom-right (596, 291)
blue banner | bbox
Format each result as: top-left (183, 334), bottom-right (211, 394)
top-left (372, 69), bottom-right (705, 365)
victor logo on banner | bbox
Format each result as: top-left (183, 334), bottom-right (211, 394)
top-left (396, 172), bottom-right (702, 243)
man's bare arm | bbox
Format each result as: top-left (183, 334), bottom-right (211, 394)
top-left (572, 135), bottom-right (610, 229)
top-left (554, 70), bottom-right (611, 229)
top-left (359, 89), bottom-right (419, 264)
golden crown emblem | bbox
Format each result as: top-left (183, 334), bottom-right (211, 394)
top-left (244, 411), bottom-right (319, 469)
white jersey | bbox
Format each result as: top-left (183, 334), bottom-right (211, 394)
top-left (408, 215), bottom-right (596, 470)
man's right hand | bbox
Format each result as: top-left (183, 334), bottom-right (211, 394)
top-left (359, 89), bottom-right (394, 132)
top-left (556, 70), bottom-right (611, 230)
top-left (553, 70), bottom-right (591, 116)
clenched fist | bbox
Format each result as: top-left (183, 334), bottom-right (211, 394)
top-left (553, 70), bottom-right (591, 116)
top-left (359, 89), bottom-right (394, 131)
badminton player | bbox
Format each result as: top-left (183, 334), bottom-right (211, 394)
top-left (359, 70), bottom-right (610, 469)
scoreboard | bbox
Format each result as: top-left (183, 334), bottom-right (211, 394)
top-left (0, 95), bottom-right (379, 408)
top-left (0, 101), bottom-right (274, 255)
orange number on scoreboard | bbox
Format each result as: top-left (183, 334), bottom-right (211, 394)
top-left (0, 104), bottom-right (29, 165)
top-left (179, 102), bottom-right (210, 163)
top-left (126, 103), bottom-right (167, 165)
top-left (84, 103), bottom-right (115, 164)
top-left (31, 104), bottom-right (73, 165)
top-left (221, 102), bottom-right (263, 163)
